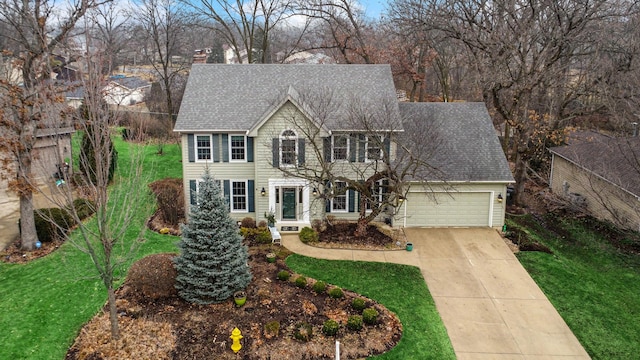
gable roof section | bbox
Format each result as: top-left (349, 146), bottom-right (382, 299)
top-left (109, 76), bottom-right (151, 90)
top-left (399, 102), bottom-right (514, 182)
top-left (549, 135), bottom-right (640, 197)
top-left (174, 64), bottom-right (401, 132)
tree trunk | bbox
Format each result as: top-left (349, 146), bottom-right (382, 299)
top-left (512, 149), bottom-right (527, 206)
top-left (354, 217), bottom-right (368, 238)
top-left (20, 191), bottom-right (36, 251)
top-left (108, 286), bottom-right (119, 339)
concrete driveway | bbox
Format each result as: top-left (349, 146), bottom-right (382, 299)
top-left (283, 227), bottom-right (590, 359)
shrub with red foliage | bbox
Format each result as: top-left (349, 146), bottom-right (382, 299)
top-left (127, 253), bottom-right (178, 301)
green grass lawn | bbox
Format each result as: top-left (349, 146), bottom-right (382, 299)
top-left (287, 255), bottom-right (455, 359)
top-left (509, 215), bottom-right (640, 360)
top-left (0, 139), bottom-right (182, 360)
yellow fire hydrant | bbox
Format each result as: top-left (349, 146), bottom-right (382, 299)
top-left (230, 327), bottom-right (243, 354)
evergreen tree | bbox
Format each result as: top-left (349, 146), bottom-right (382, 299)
top-left (174, 170), bottom-right (252, 304)
top-left (78, 102), bottom-right (118, 184)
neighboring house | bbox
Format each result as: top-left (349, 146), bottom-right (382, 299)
top-left (103, 76), bottom-right (151, 106)
top-left (173, 64), bottom-right (513, 231)
top-left (549, 133), bottom-right (640, 230)
top-left (64, 82), bottom-right (85, 109)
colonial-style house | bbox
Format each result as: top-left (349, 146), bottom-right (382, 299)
top-left (173, 64), bottom-right (513, 231)
top-left (549, 132), bottom-right (640, 231)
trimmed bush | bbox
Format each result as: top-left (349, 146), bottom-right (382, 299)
top-left (312, 280), bottom-right (327, 294)
top-left (293, 322), bottom-right (313, 341)
top-left (322, 319), bottom-right (339, 336)
top-left (34, 208), bottom-right (75, 242)
top-left (66, 198), bottom-right (96, 220)
top-left (328, 287), bottom-right (343, 299)
top-left (240, 217), bottom-right (256, 229)
top-left (255, 227), bottom-right (272, 244)
top-left (257, 220), bottom-right (268, 228)
top-left (347, 315), bottom-right (363, 331)
top-left (148, 178), bottom-right (184, 226)
top-left (295, 276), bottom-right (307, 288)
top-left (351, 298), bottom-right (366, 311)
top-left (127, 253), bottom-right (178, 300)
top-left (277, 270), bottom-right (290, 281)
top-left (299, 226), bottom-right (319, 244)
top-left (363, 307), bottom-right (379, 325)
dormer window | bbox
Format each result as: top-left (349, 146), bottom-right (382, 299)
top-left (280, 129), bottom-right (297, 166)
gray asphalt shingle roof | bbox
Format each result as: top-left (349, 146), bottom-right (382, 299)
top-left (399, 102), bottom-right (514, 182)
top-left (549, 135), bottom-right (640, 196)
top-left (174, 64), bottom-right (400, 132)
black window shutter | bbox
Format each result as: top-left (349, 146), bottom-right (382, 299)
top-left (223, 180), bottom-right (231, 209)
top-left (272, 138), bottom-right (279, 167)
top-left (222, 134), bottom-right (229, 162)
top-left (212, 134), bottom-right (220, 162)
top-left (349, 134), bottom-right (357, 162)
top-left (247, 137), bottom-right (254, 162)
top-left (189, 180), bottom-right (196, 205)
top-left (248, 179), bottom-right (255, 212)
top-left (325, 181), bottom-right (331, 213)
top-left (348, 189), bottom-right (355, 212)
top-left (298, 138), bottom-right (305, 166)
top-left (323, 137), bottom-right (331, 162)
top-left (358, 134), bottom-right (365, 162)
top-left (383, 136), bottom-right (391, 160)
top-left (188, 134), bottom-right (195, 162)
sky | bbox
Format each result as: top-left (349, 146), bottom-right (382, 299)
top-left (360, 0), bottom-right (388, 19)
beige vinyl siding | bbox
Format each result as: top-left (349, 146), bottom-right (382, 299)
top-left (398, 183), bottom-right (507, 228)
top-left (551, 155), bottom-right (640, 230)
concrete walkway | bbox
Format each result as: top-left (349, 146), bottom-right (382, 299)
top-left (282, 227), bottom-right (591, 360)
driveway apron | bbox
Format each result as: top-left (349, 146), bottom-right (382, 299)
top-left (282, 228), bottom-right (590, 359)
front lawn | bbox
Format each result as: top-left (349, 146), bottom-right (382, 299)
top-left (509, 215), bottom-right (640, 359)
top-left (287, 255), bottom-right (456, 359)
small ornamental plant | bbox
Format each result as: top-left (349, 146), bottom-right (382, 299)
top-left (363, 307), bottom-right (379, 325)
top-left (322, 319), bottom-right (340, 336)
top-left (312, 280), bottom-right (327, 294)
top-left (299, 226), bottom-right (319, 244)
top-left (293, 322), bottom-right (313, 342)
top-left (295, 276), bottom-right (307, 288)
top-left (328, 287), bottom-right (343, 299)
top-left (347, 315), bottom-right (363, 331)
top-left (351, 298), bottom-right (366, 311)
top-left (264, 321), bottom-right (280, 338)
top-left (277, 270), bottom-right (290, 281)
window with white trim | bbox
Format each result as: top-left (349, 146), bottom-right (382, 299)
top-left (365, 135), bottom-right (383, 161)
top-left (230, 135), bottom-right (246, 161)
top-left (231, 180), bottom-right (247, 212)
top-left (280, 129), bottom-right (297, 166)
top-left (331, 181), bottom-right (348, 212)
top-left (332, 135), bottom-right (349, 161)
top-left (365, 180), bottom-right (385, 210)
top-left (196, 135), bottom-right (212, 161)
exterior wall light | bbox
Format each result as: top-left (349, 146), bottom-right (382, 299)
top-left (261, 187), bottom-right (266, 196)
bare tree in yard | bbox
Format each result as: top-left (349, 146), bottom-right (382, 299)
top-left (90, 1), bottom-right (132, 75)
top-left (268, 88), bottom-right (442, 237)
top-left (185, 0), bottom-right (295, 64)
top-left (0, 0), bottom-right (101, 250)
top-left (294, 0), bottom-right (375, 64)
top-left (390, 0), bottom-right (634, 205)
top-left (134, 0), bottom-right (188, 132)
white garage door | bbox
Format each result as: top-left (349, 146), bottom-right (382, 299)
top-left (404, 192), bottom-right (491, 227)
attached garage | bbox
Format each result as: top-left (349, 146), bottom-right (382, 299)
top-left (403, 191), bottom-right (492, 227)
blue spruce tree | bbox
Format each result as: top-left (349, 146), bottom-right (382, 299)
top-left (174, 170), bottom-right (252, 304)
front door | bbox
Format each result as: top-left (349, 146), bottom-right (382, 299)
top-left (282, 187), bottom-right (297, 220)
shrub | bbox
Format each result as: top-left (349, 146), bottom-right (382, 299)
top-left (293, 322), bottom-right (313, 341)
top-left (299, 226), bottom-right (319, 244)
top-left (148, 178), bottom-right (184, 226)
top-left (127, 253), bottom-right (178, 300)
top-left (257, 220), bottom-right (267, 228)
top-left (277, 270), bottom-right (290, 281)
top-left (255, 227), bottom-right (272, 244)
top-left (240, 217), bottom-right (256, 228)
top-left (264, 321), bottom-right (280, 338)
top-left (295, 276), bottom-right (307, 288)
top-left (312, 280), bottom-right (327, 294)
top-left (346, 315), bottom-right (363, 331)
top-left (322, 319), bottom-right (339, 336)
top-left (328, 287), bottom-right (343, 299)
top-left (351, 298), bottom-right (366, 311)
top-left (66, 198), bottom-right (96, 220)
top-left (363, 307), bottom-right (379, 325)
top-left (34, 208), bottom-right (75, 242)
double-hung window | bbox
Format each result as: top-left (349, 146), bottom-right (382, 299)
top-left (231, 180), bottom-right (247, 212)
top-left (196, 135), bottom-right (212, 161)
top-left (280, 130), bottom-right (297, 166)
top-left (365, 180), bottom-right (385, 210)
top-left (331, 181), bottom-right (348, 212)
top-left (230, 135), bottom-right (246, 161)
top-left (332, 135), bottom-right (349, 161)
top-left (365, 135), bottom-right (383, 161)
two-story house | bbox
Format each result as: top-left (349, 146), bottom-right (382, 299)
top-left (174, 64), bottom-right (514, 231)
